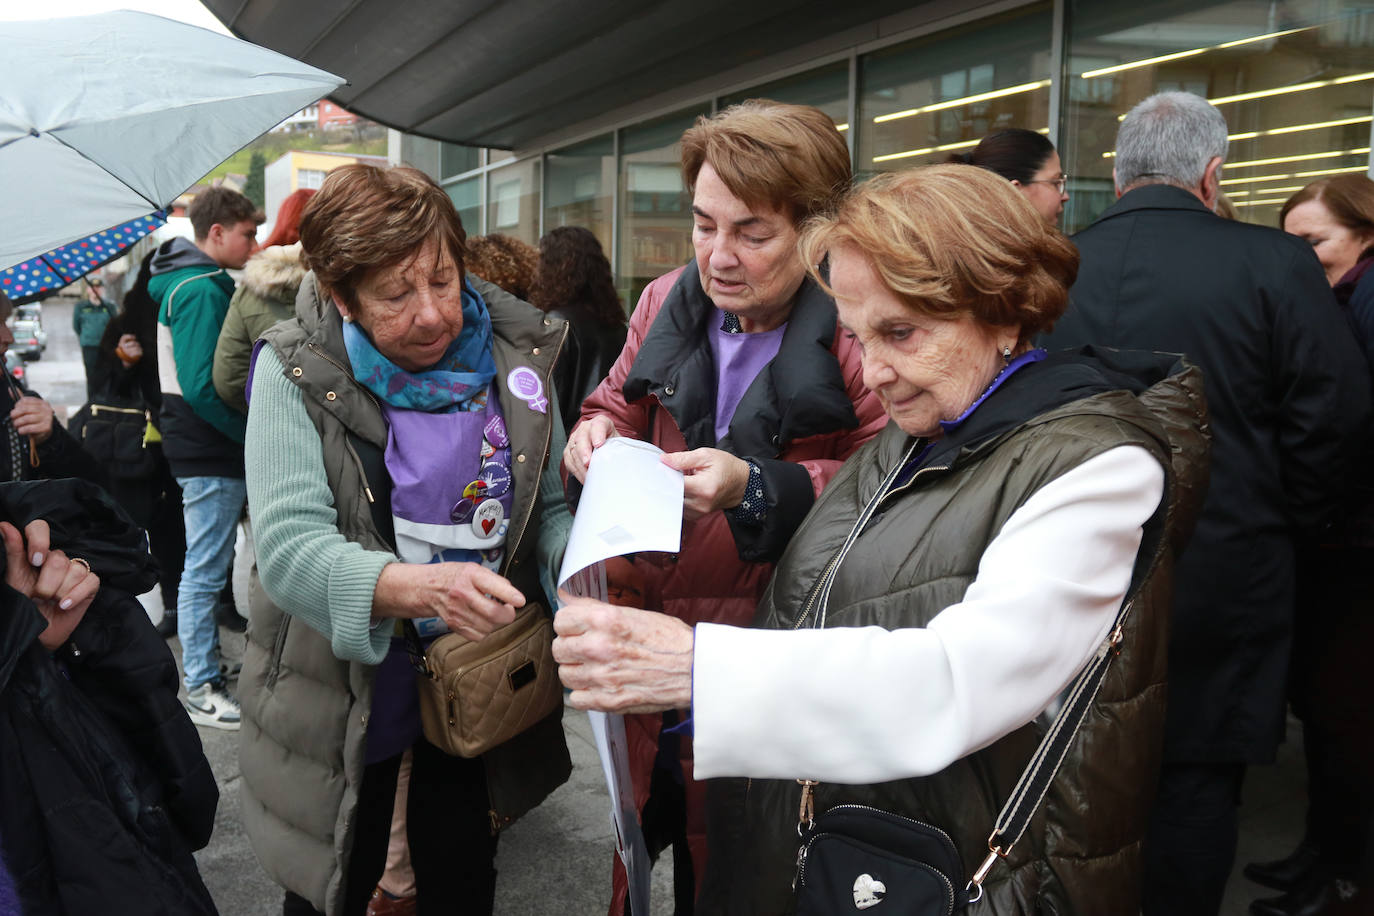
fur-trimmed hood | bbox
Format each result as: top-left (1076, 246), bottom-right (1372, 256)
top-left (241, 243), bottom-right (306, 304)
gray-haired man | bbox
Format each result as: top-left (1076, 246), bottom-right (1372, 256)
top-left (1043, 91), bottom-right (1371, 916)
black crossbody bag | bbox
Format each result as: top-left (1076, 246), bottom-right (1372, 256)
top-left (790, 440), bottom-right (1136, 914)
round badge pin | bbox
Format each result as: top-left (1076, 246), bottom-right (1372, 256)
top-left (462, 478), bottom-right (489, 501)
top-left (449, 497), bottom-right (476, 524)
top-left (472, 498), bottom-right (505, 539)
top-left (484, 415), bottom-right (510, 449)
top-left (506, 367), bottom-right (548, 414)
top-left (478, 462), bottom-right (512, 498)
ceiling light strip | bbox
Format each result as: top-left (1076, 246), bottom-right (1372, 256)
top-left (1080, 26), bottom-right (1312, 79)
top-left (872, 138), bottom-right (981, 164)
top-left (1220, 164), bottom-right (1370, 186)
top-left (1227, 147), bottom-right (1369, 169)
top-left (1209, 71), bottom-right (1374, 106)
top-left (873, 80), bottom-right (1050, 124)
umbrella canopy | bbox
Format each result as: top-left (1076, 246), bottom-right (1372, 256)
top-left (0, 10), bottom-right (343, 271)
top-left (1, 211), bottom-right (166, 304)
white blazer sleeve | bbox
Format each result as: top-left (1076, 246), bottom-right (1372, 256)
top-left (691, 444), bottom-right (1165, 784)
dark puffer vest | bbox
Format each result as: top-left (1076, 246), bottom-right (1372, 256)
top-left (700, 349), bottom-right (1210, 915)
top-left (238, 274), bottom-right (572, 915)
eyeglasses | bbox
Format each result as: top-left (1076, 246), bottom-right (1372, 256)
top-left (1027, 175), bottom-right (1070, 194)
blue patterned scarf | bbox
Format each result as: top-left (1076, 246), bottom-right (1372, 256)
top-left (342, 279), bottom-right (496, 412)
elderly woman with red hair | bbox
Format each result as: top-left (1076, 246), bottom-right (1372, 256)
top-left (556, 165), bottom-right (1210, 914)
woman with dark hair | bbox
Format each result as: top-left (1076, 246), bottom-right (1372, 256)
top-left (530, 226), bottom-right (628, 431)
top-left (952, 128), bottom-right (1068, 223)
top-left (1244, 175), bottom-right (1374, 916)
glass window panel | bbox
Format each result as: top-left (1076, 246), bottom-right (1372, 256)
top-left (440, 143), bottom-right (481, 179)
top-left (484, 158), bottom-right (541, 245)
top-left (720, 61), bottom-right (850, 130)
top-left (618, 107), bottom-right (708, 308)
top-left (857, 3), bottom-right (1054, 180)
top-left (445, 176), bottom-right (481, 236)
top-left (544, 133), bottom-right (614, 260)
top-left (1064, 0), bottom-right (1374, 230)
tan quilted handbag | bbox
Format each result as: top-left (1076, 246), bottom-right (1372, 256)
top-left (411, 604), bottom-right (562, 758)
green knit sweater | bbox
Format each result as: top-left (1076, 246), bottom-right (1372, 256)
top-left (245, 346), bottom-right (572, 665)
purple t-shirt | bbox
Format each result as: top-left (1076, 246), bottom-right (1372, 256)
top-left (707, 309), bottom-right (787, 443)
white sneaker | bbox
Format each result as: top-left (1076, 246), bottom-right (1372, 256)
top-left (184, 682), bottom-right (241, 730)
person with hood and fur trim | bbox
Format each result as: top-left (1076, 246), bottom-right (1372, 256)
top-left (214, 188), bottom-right (315, 414)
top-left (554, 164), bottom-right (1210, 914)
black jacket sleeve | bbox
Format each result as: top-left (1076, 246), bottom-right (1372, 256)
top-left (724, 456), bottom-right (815, 564)
top-left (1271, 245), bottom-right (1374, 533)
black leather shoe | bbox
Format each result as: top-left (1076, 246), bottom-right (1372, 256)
top-left (1245, 841), bottom-right (1320, 892)
top-left (155, 611), bottom-right (177, 639)
top-left (1249, 878), bottom-right (1359, 916)
top-left (215, 600), bottom-right (247, 633)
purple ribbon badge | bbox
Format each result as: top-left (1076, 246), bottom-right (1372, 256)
top-left (506, 366), bottom-right (548, 414)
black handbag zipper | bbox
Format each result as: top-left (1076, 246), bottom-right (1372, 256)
top-left (823, 804), bottom-right (959, 852)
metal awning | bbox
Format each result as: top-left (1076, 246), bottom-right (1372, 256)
top-left (202, 0), bottom-right (920, 150)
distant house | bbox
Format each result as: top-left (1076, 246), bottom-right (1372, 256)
top-left (272, 104), bottom-right (319, 132)
top-left (264, 149), bottom-right (388, 225)
top-left (317, 101), bottom-right (359, 130)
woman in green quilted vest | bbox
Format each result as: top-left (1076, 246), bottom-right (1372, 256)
top-left (553, 164), bottom-right (1209, 914)
top-left (238, 164), bottom-right (573, 916)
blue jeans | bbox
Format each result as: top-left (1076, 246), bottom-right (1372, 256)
top-left (176, 476), bottom-right (246, 692)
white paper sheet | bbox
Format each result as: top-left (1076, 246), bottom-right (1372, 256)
top-left (557, 436), bottom-right (684, 915)
top-left (557, 436), bottom-right (684, 591)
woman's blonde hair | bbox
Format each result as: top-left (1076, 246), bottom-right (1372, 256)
top-left (299, 164), bottom-right (466, 308)
top-left (680, 100), bottom-right (851, 224)
top-left (799, 164), bottom-right (1078, 341)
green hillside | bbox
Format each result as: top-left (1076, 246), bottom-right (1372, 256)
top-left (203, 124), bottom-right (388, 182)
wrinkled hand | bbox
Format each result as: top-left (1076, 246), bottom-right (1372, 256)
top-left (562, 415), bottom-right (620, 484)
top-left (115, 333), bottom-right (143, 364)
top-left (1, 519), bottom-right (99, 651)
top-left (553, 593), bottom-right (694, 713)
top-left (660, 448), bottom-right (750, 521)
top-left (10, 396), bottom-right (54, 444)
top-left (375, 561), bottom-right (525, 642)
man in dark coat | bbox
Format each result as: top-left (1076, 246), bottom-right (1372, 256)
top-left (1041, 91), bottom-right (1372, 916)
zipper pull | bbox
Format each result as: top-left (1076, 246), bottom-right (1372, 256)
top-left (793, 842), bottom-right (809, 891)
top-left (797, 778), bottom-right (818, 836)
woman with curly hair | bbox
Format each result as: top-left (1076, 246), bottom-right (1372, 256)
top-left (463, 234), bottom-right (540, 302)
top-left (530, 226), bottom-right (627, 431)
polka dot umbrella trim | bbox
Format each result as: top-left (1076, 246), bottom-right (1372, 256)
top-left (1, 211), bottom-right (165, 305)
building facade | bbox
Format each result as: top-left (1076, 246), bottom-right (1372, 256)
top-left (395, 0), bottom-right (1374, 308)
top-left (264, 149), bottom-right (389, 229)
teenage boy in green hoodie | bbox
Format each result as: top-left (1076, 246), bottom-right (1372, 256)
top-left (149, 186), bottom-right (261, 730)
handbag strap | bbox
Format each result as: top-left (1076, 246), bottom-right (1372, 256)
top-left (964, 597), bottom-right (1133, 901)
top-left (798, 441), bottom-right (1143, 903)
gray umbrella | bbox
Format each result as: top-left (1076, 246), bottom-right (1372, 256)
top-left (0, 10), bottom-right (344, 270)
